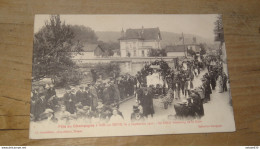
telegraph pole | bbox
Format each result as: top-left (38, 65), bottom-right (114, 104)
top-left (182, 32), bottom-right (186, 57)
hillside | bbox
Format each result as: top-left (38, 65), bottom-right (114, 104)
top-left (96, 31), bottom-right (214, 47)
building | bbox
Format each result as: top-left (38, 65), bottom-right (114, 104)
top-left (165, 45), bottom-right (186, 57)
top-left (119, 27), bottom-right (162, 57)
top-left (71, 43), bottom-right (105, 59)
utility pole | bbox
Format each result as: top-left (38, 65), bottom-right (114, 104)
top-left (182, 32), bottom-right (186, 57)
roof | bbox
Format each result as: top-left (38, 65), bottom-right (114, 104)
top-left (81, 43), bottom-right (102, 52)
top-left (119, 27), bottom-right (161, 40)
top-left (165, 45), bottom-right (186, 52)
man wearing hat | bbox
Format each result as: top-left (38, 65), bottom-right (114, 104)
top-left (209, 71), bottom-right (217, 90)
top-left (202, 75), bottom-right (212, 102)
top-left (45, 84), bottom-right (56, 102)
top-left (34, 92), bottom-right (47, 121)
top-left (76, 86), bottom-right (85, 105)
top-left (82, 86), bottom-right (93, 107)
top-left (190, 92), bottom-right (204, 117)
top-left (102, 83), bottom-right (111, 105)
top-left (141, 88), bottom-right (154, 118)
top-left (63, 86), bottom-right (76, 114)
top-left (89, 83), bottom-right (99, 111)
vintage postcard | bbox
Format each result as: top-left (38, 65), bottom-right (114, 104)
top-left (29, 14), bottom-right (235, 139)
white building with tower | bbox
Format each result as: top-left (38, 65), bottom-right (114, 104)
top-left (119, 27), bottom-right (162, 57)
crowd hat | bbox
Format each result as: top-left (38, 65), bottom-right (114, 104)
top-left (96, 102), bottom-right (104, 109)
top-left (71, 88), bottom-right (76, 94)
top-left (83, 106), bottom-right (90, 111)
top-left (65, 86), bottom-right (71, 90)
top-left (45, 84), bottom-right (50, 89)
top-left (75, 102), bottom-right (83, 109)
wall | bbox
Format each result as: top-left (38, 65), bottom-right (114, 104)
top-left (167, 52), bottom-right (185, 57)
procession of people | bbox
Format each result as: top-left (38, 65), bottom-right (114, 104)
top-left (30, 73), bottom-right (136, 123)
top-left (30, 53), bottom-right (229, 124)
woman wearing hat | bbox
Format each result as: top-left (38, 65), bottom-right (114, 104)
top-left (217, 73), bottom-right (224, 93)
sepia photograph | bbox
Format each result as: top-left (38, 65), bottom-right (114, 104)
top-left (29, 14), bottom-right (235, 139)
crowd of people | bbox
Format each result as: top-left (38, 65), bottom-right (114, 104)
top-left (170, 55), bottom-right (229, 118)
top-left (30, 73), bottom-right (137, 123)
top-left (30, 54), bottom-right (229, 123)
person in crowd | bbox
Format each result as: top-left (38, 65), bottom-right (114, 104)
top-left (45, 84), bottom-right (56, 102)
top-left (94, 101), bottom-right (112, 123)
top-left (46, 94), bottom-right (59, 111)
top-left (175, 77), bottom-right (181, 99)
top-left (75, 102), bottom-right (85, 120)
top-left (217, 73), bottom-right (223, 93)
top-left (131, 105), bottom-right (145, 122)
top-left (83, 86), bottom-right (93, 108)
top-left (91, 69), bottom-right (97, 83)
top-left (209, 71), bottom-right (216, 90)
top-left (34, 93), bottom-right (47, 121)
top-left (190, 92), bottom-right (204, 117)
top-left (140, 88), bottom-right (154, 118)
top-left (184, 78), bottom-right (192, 97)
top-left (109, 108), bottom-right (124, 123)
top-left (96, 82), bottom-right (104, 100)
top-left (76, 86), bottom-right (85, 104)
top-left (55, 105), bottom-right (71, 123)
top-left (202, 77), bottom-right (211, 103)
top-left (30, 91), bottom-right (37, 121)
top-left (38, 108), bottom-right (58, 123)
top-left (89, 83), bottom-right (99, 111)
top-left (222, 72), bottom-right (228, 92)
top-left (102, 83), bottom-right (110, 105)
top-left (63, 87), bottom-right (76, 114)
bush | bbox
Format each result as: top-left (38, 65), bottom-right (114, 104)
top-left (54, 69), bottom-right (84, 88)
top-left (94, 63), bottom-right (120, 79)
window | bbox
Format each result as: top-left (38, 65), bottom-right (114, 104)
top-left (142, 50), bottom-right (144, 57)
top-left (134, 50), bottom-right (136, 56)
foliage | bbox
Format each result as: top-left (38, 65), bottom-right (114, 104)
top-left (148, 48), bottom-right (167, 57)
top-left (93, 63), bottom-right (121, 79)
top-left (97, 41), bottom-right (120, 57)
top-left (54, 69), bottom-right (84, 87)
top-left (214, 15), bottom-right (224, 43)
top-left (70, 25), bottom-right (98, 43)
top-left (32, 15), bottom-right (83, 83)
top-left (70, 25), bottom-right (120, 57)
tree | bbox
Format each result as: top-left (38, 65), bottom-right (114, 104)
top-left (97, 41), bottom-right (119, 57)
top-left (214, 15), bottom-right (225, 60)
top-left (214, 15), bottom-right (224, 43)
top-left (32, 15), bottom-right (82, 81)
top-left (70, 25), bottom-right (98, 43)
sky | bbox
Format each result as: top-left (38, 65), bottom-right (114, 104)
top-left (34, 14), bottom-right (219, 42)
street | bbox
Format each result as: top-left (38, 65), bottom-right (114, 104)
top-left (119, 68), bottom-right (233, 123)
